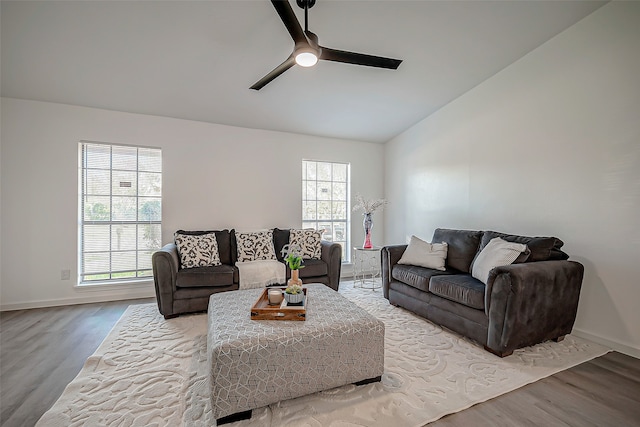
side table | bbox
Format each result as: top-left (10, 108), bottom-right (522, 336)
top-left (352, 247), bottom-right (382, 290)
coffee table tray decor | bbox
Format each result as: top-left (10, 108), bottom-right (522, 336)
top-left (250, 287), bottom-right (307, 321)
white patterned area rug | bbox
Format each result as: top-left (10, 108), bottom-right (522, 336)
top-left (37, 282), bottom-right (609, 427)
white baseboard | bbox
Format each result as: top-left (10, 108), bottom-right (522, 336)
top-left (572, 327), bottom-right (640, 359)
top-left (0, 288), bottom-right (156, 311)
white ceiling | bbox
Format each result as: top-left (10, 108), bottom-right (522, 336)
top-left (1, 1), bottom-right (605, 143)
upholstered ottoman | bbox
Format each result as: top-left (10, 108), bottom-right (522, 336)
top-left (207, 283), bottom-right (385, 424)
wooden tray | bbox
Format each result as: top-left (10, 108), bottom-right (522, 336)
top-left (250, 287), bottom-right (307, 321)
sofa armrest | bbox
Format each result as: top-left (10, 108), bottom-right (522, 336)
top-left (485, 260), bottom-right (584, 356)
top-left (152, 243), bottom-right (180, 317)
top-left (321, 240), bottom-right (342, 291)
top-left (381, 244), bottom-right (408, 299)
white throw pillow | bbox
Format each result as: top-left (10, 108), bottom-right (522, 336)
top-left (397, 235), bottom-right (448, 271)
top-left (289, 229), bottom-right (322, 259)
top-left (235, 230), bottom-right (277, 262)
top-left (471, 237), bottom-right (528, 284)
top-left (174, 232), bottom-right (221, 269)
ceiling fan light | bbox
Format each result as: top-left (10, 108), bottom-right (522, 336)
top-left (295, 51), bottom-right (318, 67)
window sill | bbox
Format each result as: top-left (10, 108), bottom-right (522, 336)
top-left (75, 278), bottom-right (154, 291)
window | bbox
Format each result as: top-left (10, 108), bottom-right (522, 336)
top-left (79, 142), bottom-right (162, 284)
top-left (302, 160), bottom-right (350, 262)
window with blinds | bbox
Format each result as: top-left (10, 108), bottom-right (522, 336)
top-left (79, 142), bottom-right (162, 284)
top-left (302, 160), bottom-right (350, 262)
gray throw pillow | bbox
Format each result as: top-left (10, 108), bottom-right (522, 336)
top-left (471, 237), bottom-right (527, 284)
top-left (397, 235), bottom-right (448, 271)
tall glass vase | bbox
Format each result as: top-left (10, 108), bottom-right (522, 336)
top-left (363, 213), bottom-right (373, 249)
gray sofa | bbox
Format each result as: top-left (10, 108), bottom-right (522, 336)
top-left (382, 228), bottom-right (584, 357)
top-left (152, 228), bottom-right (342, 319)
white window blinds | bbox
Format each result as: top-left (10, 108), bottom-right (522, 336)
top-left (80, 142), bottom-right (162, 283)
top-left (302, 160), bottom-right (350, 262)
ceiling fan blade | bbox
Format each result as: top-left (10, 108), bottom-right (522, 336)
top-left (250, 55), bottom-right (296, 90)
top-left (271, 0), bottom-right (306, 45)
top-left (319, 46), bottom-right (402, 70)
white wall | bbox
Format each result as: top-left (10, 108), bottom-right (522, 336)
top-left (0, 98), bottom-right (384, 310)
top-left (384, 2), bottom-right (640, 357)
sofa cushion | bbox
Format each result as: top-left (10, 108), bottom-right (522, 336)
top-left (176, 265), bottom-right (235, 288)
top-left (177, 229), bottom-right (234, 265)
top-left (391, 264), bottom-right (452, 293)
top-left (235, 230), bottom-right (277, 262)
top-left (432, 228), bottom-right (483, 273)
top-left (471, 237), bottom-right (528, 284)
top-left (273, 228), bottom-right (291, 262)
top-left (429, 275), bottom-right (486, 310)
top-left (174, 283), bottom-right (238, 300)
top-left (297, 258), bottom-right (328, 278)
top-left (174, 232), bottom-right (221, 269)
top-left (479, 231), bottom-right (568, 262)
top-left (290, 229), bottom-right (322, 259)
top-left (397, 235), bottom-right (448, 271)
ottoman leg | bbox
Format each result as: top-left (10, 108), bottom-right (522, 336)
top-left (354, 376), bottom-right (382, 386)
top-left (216, 410), bottom-right (252, 425)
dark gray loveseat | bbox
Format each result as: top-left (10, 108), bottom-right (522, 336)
top-left (382, 228), bottom-right (584, 357)
top-left (152, 228), bottom-right (342, 319)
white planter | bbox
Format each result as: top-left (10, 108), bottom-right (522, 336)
top-left (284, 292), bottom-right (304, 304)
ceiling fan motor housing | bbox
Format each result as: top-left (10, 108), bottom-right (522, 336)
top-left (296, 0), bottom-right (316, 9)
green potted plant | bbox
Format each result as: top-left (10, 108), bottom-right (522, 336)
top-left (281, 244), bottom-right (305, 303)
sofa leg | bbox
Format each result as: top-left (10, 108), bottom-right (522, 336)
top-left (483, 345), bottom-right (513, 358)
top-left (163, 313), bottom-right (179, 320)
top-left (553, 335), bottom-right (566, 342)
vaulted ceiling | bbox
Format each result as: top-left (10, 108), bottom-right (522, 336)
top-left (1, 1), bottom-right (605, 143)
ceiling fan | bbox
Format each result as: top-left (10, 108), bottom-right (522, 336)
top-left (250, 0), bottom-right (403, 90)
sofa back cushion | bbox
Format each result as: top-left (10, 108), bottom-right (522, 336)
top-left (272, 228), bottom-right (291, 261)
top-left (432, 228), bottom-right (483, 273)
top-left (174, 230), bottom-right (233, 266)
top-left (479, 231), bottom-right (568, 262)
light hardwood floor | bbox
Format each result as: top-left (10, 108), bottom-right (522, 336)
top-left (1, 297), bottom-right (639, 427)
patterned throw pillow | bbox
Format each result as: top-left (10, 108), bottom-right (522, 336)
top-left (289, 229), bottom-right (322, 259)
top-left (174, 232), bottom-right (221, 269)
top-left (235, 230), bottom-right (277, 262)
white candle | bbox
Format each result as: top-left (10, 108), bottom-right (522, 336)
top-left (268, 289), bottom-right (283, 305)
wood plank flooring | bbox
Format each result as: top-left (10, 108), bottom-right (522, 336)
top-left (0, 298), bottom-right (155, 427)
top-left (429, 350), bottom-right (640, 426)
top-left (1, 298), bottom-right (639, 427)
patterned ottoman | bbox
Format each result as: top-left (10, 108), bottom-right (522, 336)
top-left (207, 283), bottom-right (385, 424)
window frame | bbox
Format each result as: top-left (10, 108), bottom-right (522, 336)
top-left (302, 159), bottom-right (351, 263)
top-left (78, 141), bottom-right (162, 286)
